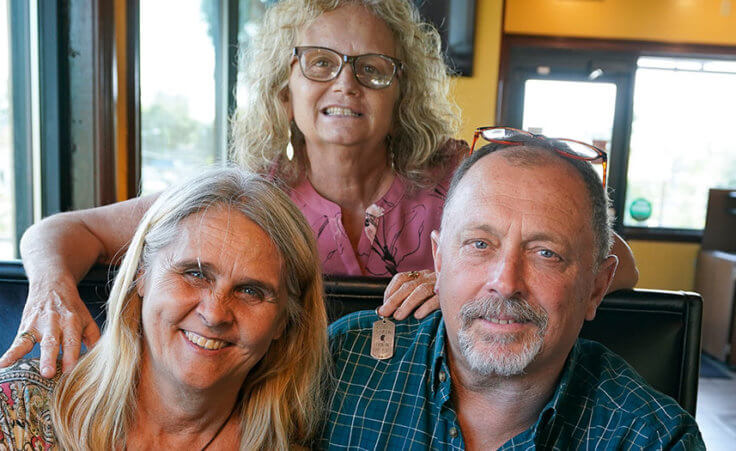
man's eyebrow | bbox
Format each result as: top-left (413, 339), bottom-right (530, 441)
top-left (524, 232), bottom-right (570, 248)
top-left (460, 223), bottom-right (500, 236)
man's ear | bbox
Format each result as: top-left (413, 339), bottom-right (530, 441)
top-left (431, 230), bottom-right (442, 272)
top-left (585, 255), bottom-right (618, 321)
top-left (431, 230), bottom-right (442, 291)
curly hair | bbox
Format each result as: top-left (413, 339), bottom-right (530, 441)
top-left (231, 0), bottom-right (461, 187)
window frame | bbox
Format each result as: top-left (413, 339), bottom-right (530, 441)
top-left (498, 34), bottom-right (736, 242)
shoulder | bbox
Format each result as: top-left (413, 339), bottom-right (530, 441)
top-left (564, 339), bottom-right (704, 448)
top-left (328, 310), bottom-right (443, 380)
top-left (0, 359), bottom-right (59, 449)
top-left (329, 310), bottom-right (441, 354)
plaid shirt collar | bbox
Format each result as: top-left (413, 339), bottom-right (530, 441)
top-left (427, 317), bottom-right (582, 442)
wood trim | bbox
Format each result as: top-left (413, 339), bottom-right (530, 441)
top-left (120, 0), bottom-right (140, 199)
top-left (113, 0), bottom-right (140, 200)
top-left (93, 0), bottom-right (116, 206)
top-left (503, 33), bottom-right (736, 58)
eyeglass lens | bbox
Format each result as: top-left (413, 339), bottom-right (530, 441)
top-left (298, 47), bottom-right (397, 89)
top-left (480, 128), bottom-right (602, 160)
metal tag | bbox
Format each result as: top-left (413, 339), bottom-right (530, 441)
top-left (371, 318), bottom-right (395, 360)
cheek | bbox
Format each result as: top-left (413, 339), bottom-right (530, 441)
top-left (234, 305), bottom-right (285, 344)
top-left (142, 281), bottom-right (199, 328)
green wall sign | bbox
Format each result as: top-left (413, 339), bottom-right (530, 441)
top-left (629, 198), bottom-right (652, 222)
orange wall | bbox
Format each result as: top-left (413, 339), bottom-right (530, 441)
top-left (505, 0), bottom-right (736, 46)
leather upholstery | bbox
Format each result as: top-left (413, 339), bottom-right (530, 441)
top-left (0, 263), bottom-right (702, 415)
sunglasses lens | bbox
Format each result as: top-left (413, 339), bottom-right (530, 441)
top-left (557, 140), bottom-right (605, 161)
top-left (299, 48), bottom-right (341, 81)
top-left (481, 127), bottom-right (518, 141)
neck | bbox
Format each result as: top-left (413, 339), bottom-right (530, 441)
top-left (128, 354), bottom-right (240, 449)
top-left (447, 347), bottom-right (563, 451)
top-left (304, 140), bottom-right (394, 210)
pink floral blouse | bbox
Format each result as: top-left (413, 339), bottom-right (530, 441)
top-left (288, 140), bottom-right (467, 277)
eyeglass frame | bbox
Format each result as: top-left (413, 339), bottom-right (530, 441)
top-left (292, 46), bottom-right (404, 89)
top-left (470, 126), bottom-right (609, 188)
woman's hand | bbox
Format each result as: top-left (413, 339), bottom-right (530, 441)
top-left (378, 269), bottom-right (439, 320)
top-left (0, 276), bottom-right (100, 378)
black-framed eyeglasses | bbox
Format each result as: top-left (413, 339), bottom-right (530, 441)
top-left (471, 126), bottom-right (608, 187)
top-left (293, 46), bottom-right (403, 90)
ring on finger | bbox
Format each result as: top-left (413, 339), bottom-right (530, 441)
top-left (406, 270), bottom-right (420, 280)
top-left (18, 328), bottom-right (40, 346)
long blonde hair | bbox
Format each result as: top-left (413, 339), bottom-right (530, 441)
top-left (231, 0), bottom-right (461, 187)
top-left (51, 167), bottom-right (328, 450)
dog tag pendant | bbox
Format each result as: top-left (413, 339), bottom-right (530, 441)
top-left (371, 311), bottom-right (395, 360)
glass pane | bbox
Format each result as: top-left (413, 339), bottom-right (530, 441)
top-left (140, 0), bottom-right (217, 195)
top-left (522, 79), bottom-right (617, 184)
top-left (626, 58), bottom-right (736, 229)
top-left (0, 0), bottom-right (15, 259)
top-left (235, 0), bottom-right (268, 109)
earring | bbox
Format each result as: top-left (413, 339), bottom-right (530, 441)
top-left (285, 126), bottom-right (294, 161)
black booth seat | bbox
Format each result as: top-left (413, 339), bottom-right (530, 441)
top-left (0, 261), bottom-right (702, 416)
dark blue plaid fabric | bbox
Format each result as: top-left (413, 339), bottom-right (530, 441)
top-left (320, 310), bottom-right (704, 450)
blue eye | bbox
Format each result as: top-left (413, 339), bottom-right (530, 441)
top-left (538, 249), bottom-right (559, 260)
top-left (236, 285), bottom-right (268, 302)
top-left (185, 270), bottom-right (206, 279)
top-left (472, 240), bottom-right (488, 249)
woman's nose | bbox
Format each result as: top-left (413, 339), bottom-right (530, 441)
top-left (196, 288), bottom-right (233, 327)
top-left (332, 63), bottom-right (361, 95)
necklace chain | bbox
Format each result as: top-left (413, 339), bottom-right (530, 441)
top-left (200, 403), bottom-right (237, 451)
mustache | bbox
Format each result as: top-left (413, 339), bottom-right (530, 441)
top-left (459, 294), bottom-right (549, 332)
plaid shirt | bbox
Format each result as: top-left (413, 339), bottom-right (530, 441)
top-left (321, 310), bottom-right (704, 450)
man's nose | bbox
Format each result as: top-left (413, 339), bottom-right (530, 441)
top-left (486, 248), bottom-right (527, 299)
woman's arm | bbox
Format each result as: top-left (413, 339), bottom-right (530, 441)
top-left (0, 195), bottom-right (158, 377)
top-left (608, 231), bottom-right (639, 292)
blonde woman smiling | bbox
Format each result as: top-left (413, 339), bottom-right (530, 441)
top-left (0, 168), bottom-right (327, 449)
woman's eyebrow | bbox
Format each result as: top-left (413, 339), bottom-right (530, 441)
top-left (171, 259), bottom-right (215, 274)
top-left (173, 259), bottom-right (280, 295)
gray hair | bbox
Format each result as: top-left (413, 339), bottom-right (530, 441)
top-left (442, 139), bottom-right (613, 266)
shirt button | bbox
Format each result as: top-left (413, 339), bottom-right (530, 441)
top-left (449, 427), bottom-right (458, 438)
top-left (439, 371), bottom-right (446, 382)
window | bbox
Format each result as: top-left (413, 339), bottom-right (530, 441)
top-left (625, 56), bottom-right (736, 230)
top-left (1, 0), bottom-right (13, 258)
top-left (500, 41), bottom-right (736, 239)
top-left (139, 0), bottom-right (220, 195)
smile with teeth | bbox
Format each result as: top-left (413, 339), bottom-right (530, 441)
top-left (183, 330), bottom-right (229, 350)
top-left (323, 107), bottom-right (361, 117)
top-left (484, 317), bottom-right (524, 325)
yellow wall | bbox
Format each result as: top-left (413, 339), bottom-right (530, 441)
top-left (448, 0), bottom-right (736, 290)
top-left (451, 0), bottom-right (505, 142)
top-left (629, 241), bottom-right (701, 291)
top-left (505, 0), bottom-right (736, 46)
